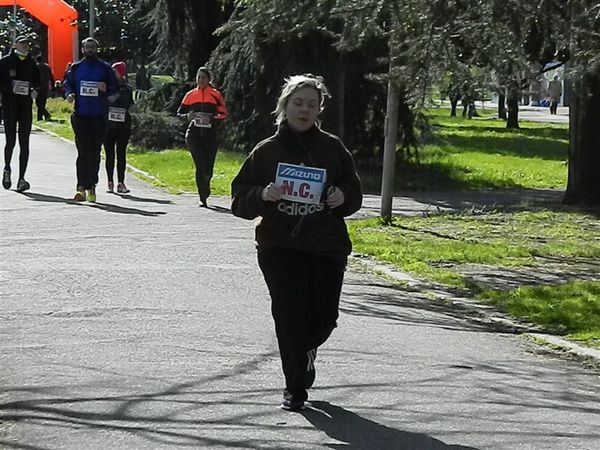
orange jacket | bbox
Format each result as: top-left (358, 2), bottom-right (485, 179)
top-left (177, 85), bottom-right (227, 137)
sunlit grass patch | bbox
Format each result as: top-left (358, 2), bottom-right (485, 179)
top-left (348, 210), bottom-right (600, 343)
top-left (128, 149), bottom-right (246, 196)
top-left (480, 281), bottom-right (600, 347)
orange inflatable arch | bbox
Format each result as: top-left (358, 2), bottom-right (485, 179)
top-left (0, 0), bottom-right (78, 79)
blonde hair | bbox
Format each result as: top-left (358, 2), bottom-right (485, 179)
top-left (274, 74), bottom-right (330, 126)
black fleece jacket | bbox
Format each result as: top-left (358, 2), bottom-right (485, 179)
top-left (231, 122), bottom-right (362, 257)
top-left (0, 49), bottom-right (40, 105)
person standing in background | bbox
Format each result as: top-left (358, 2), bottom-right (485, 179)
top-left (547, 75), bottom-right (562, 115)
top-left (104, 61), bottom-right (134, 194)
top-left (35, 55), bottom-right (54, 121)
top-left (0, 35), bottom-right (40, 192)
top-left (64, 37), bottom-right (118, 202)
top-left (177, 67), bottom-right (227, 207)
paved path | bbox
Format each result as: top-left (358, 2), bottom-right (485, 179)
top-left (1, 130), bottom-right (599, 450)
top-left (438, 101), bottom-right (570, 124)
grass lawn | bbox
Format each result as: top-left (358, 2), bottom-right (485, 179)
top-left (37, 98), bottom-right (75, 141)
top-left (348, 211), bottom-right (600, 348)
top-left (360, 108), bottom-right (569, 193)
top-left (127, 149), bottom-right (246, 196)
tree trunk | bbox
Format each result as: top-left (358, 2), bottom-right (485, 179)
top-left (564, 71), bottom-right (600, 206)
top-left (450, 98), bottom-right (458, 116)
top-left (336, 56), bottom-right (346, 140)
top-left (506, 79), bottom-right (520, 128)
top-left (498, 93), bottom-right (507, 120)
top-left (506, 96), bottom-right (519, 128)
top-left (381, 70), bottom-right (400, 221)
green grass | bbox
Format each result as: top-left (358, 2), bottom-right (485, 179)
top-left (481, 282), bottom-right (600, 348)
top-left (349, 211), bottom-right (600, 282)
top-left (36, 98), bottom-right (75, 140)
top-left (348, 210), bottom-right (600, 346)
top-left (361, 108), bottom-right (569, 193)
top-left (128, 149), bottom-right (246, 196)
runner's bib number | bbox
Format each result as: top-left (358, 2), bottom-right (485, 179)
top-left (108, 107), bottom-right (126, 122)
top-left (275, 163), bottom-right (327, 205)
top-left (12, 80), bottom-right (29, 96)
top-left (192, 112), bottom-right (212, 128)
top-left (80, 81), bottom-right (99, 97)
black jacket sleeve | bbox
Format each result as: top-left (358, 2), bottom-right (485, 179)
top-left (333, 140), bottom-right (363, 217)
top-left (231, 146), bottom-right (268, 220)
top-left (30, 58), bottom-right (41, 91)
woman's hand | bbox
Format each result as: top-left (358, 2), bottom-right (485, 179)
top-left (326, 186), bottom-right (345, 209)
top-left (261, 183), bottom-right (283, 202)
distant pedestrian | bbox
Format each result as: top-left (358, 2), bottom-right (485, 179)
top-left (0, 35), bottom-right (41, 192)
top-left (64, 37), bottom-right (118, 202)
top-left (177, 67), bottom-right (227, 207)
top-left (548, 75), bottom-right (562, 115)
top-left (461, 81), bottom-right (476, 119)
top-left (104, 61), bottom-right (134, 194)
top-left (231, 74), bottom-right (363, 411)
top-left (35, 56), bottom-right (54, 121)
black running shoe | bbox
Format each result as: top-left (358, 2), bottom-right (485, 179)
top-left (280, 395), bottom-right (305, 412)
top-left (16, 179), bottom-right (30, 192)
top-left (2, 169), bottom-right (11, 189)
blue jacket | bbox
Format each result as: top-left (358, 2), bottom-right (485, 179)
top-left (64, 58), bottom-right (118, 117)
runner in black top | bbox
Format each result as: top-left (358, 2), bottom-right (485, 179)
top-left (0, 36), bottom-right (41, 192)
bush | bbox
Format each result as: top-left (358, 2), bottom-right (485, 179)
top-left (130, 111), bottom-right (186, 150)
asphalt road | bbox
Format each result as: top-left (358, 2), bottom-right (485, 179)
top-left (1, 129), bottom-right (598, 450)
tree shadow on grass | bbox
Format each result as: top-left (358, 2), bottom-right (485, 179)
top-left (359, 161), bottom-right (561, 193)
top-left (303, 401), bottom-right (479, 450)
top-left (436, 133), bottom-right (567, 161)
top-left (433, 123), bottom-right (568, 140)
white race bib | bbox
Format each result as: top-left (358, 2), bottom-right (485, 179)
top-left (12, 80), bottom-right (29, 96)
top-left (108, 107), bottom-right (126, 122)
top-left (192, 112), bottom-right (212, 128)
top-left (80, 81), bottom-right (99, 97)
top-left (275, 163), bottom-right (327, 205)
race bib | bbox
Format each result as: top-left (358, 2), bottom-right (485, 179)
top-left (275, 163), bottom-right (327, 205)
top-left (192, 112), bottom-right (212, 128)
top-left (12, 80), bottom-right (29, 96)
top-left (108, 107), bottom-right (126, 122)
top-left (80, 81), bottom-right (99, 97)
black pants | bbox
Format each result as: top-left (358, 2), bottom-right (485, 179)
top-left (186, 134), bottom-right (217, 202)
top-left (550, 100), bottom-right (559, 115)
top-left (104, 127), bottom-right (131, 183)
top-left (35, 89), bottom-right (51, 121)
top-left (257, 247), bottom-right (347, 401)
top-left (3, 101), bottom-right (33, 179)
top-left (71, 114), bottom-right (106, 190)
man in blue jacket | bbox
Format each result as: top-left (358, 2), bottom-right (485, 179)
top-left (64, 37), bottom-right (118, 202)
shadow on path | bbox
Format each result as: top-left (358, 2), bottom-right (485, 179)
top-left (303, 401), bottom-right (478, 450)
top-left (0, 440), bottom-right (47, 450)
top-left (341, 278), bottom-right (518, 334)
top-left (20, 192), bottom-right (166, 217)
top-left (112, 193), bottom-right (173, 205)
top-left (0, 352), bottom-right (284, 448)
top-left (206, 204), bottom-right (231, 214)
